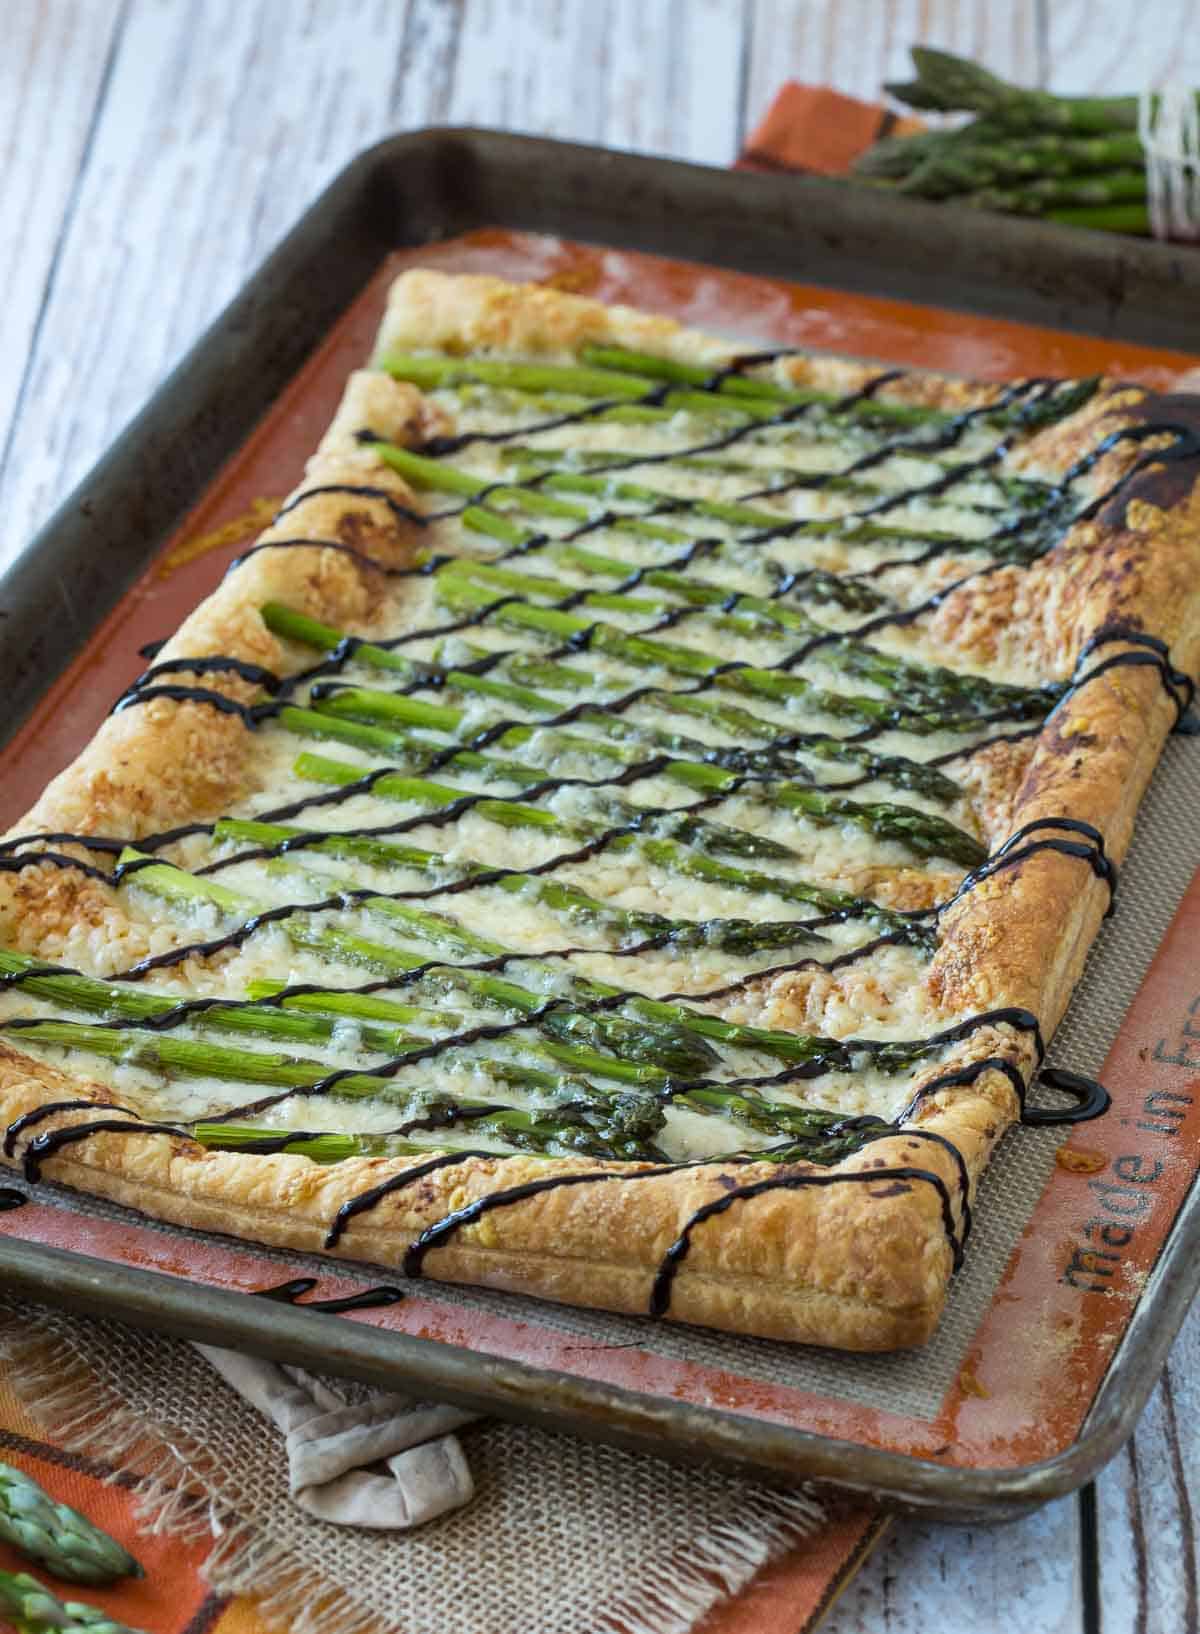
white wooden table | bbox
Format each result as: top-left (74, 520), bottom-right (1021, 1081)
top-left (2, 4), bottom-right (1198, 1628)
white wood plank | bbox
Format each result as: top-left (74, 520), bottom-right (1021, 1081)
top-left (0, 0), bottom-right (125, 491)
top-left (389, 0), bottom-right (463, 128)
top-left (0, 0), bottom-right (755, 569)
top-left (1045, 0), bottom-right (1200, 96)
top-left (601, 0), bottom-right (744, 164)
top-left (822, 1494), bottom-right (1085, 1633)
top-left (0, 0), bottom-right (416, 569)
top-left (1093, 1300), bottom-right (1200, 1633)
top-left (443, 0), bottom-right (743, 163)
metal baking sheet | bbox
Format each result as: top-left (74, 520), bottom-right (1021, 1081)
top-left (3, 131), bottom-right (1200, 1522)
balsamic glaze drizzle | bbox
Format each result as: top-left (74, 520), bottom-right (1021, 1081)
top-left (0, 1188), bottom-right (27, 1212)
top-left (4, 351), bottom-right (1193, 1322)
top-left (253, 1275), bottom-right (405, 1312)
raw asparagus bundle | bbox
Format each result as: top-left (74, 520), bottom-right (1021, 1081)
top-left (0, 1464), bottom-right (142, 1586)
top-left (853, 46), bottom-right (1186, 235)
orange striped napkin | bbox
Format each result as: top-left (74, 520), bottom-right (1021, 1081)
top-left (736, 82), bottom-right (923, 176)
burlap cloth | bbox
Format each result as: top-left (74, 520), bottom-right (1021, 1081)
top-left (0, 1303), bottom-right (826, 1634)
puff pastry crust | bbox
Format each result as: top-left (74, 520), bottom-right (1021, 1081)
top-left (2, 269), bottom-right (1198, 1352)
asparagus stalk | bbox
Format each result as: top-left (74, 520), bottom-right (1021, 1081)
top-left (273, 689), bottom-right (804, 866)
top-left (498, 443), bottom-right (1054, 513)
top-left (252, 822), bottom-right (782, 950)
top-left (192, 1122), bottom-right (431, 1161)
top-left (295, 683), bottom-right (985, 864)
top-left (575, 343), bottom-right (1099, 432)
top-left (890, 132), bottom-right (1147, 197)
top-left (0, 1571), bottom-right (149, 1634)
top-left (270, 858), bottom-right (831, 989)
top-left (11, 997), bottom-right (899, 1156)
top-left (290, 744), bottom-right (797, 865)
top-left (433, 548), bottom-right (1018, 723)
top-left (379, 349), bottom-right (954, 429)
top-left (120, 850), bottom-right (723, 1075)
top-left (885, 46), bottom-right (1150, 133)
top-left (960, 169), bottom-right (1148, 217)
top-left (281, 754), bottom-right (830, 934)
top-left (437, 548), bottom-right (834, 645)
top-left (0, 950), bottom-right (416, 1053)
top-left (492, 652), bottom-right (964, 803)
top-left (1046, 202), bottom-right (1151, 234)
top-left (8, 1016), bottom-right (674, 1159)
top-left (284, 696), bottom-right (980, 895)
top-left (427, 571), bottom-right (1055, 727)
top-left (243, 979), bottom-right (458, 1031)
top-left (260, 601), bottom-right (965, 804)
top-left (232, 818), bottom-right (858, 953)
top-left (379, 435), bottom-right (985, 560)
top-left (194, 1104), bottom-right (880, 1169)
top-left (119, 846), bottom-right (896, 1070)
top-left (0, 1464), bottom-right (141, 1586)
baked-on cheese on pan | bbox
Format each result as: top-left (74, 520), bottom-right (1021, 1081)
top-left (1, 271), bottom-right (1197, 1351)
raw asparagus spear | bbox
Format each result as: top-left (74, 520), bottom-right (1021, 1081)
top-left (1046, 203), bottom-right (1151, 234)
top-left (960, 169), bottom-right (1148, 217)
top-left (0, 1570), bottom-right (149, 1634)
top-left (890, 132), bottom-right (1146, 197)
top-left (885, 46), bottom-right (1151, 133)
top-left (0, 1464), bottom-right (141, 1586)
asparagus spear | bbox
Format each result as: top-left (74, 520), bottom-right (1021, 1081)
top-left (254, 823), bottom-right (838, 952)
top-left (489, 652), bottom-right (964, 803)
top-left (573, 344), bottom-right (1097, 432)
top-left (8, 1016), bottom-right (672, 1159)
top-left (193, 1103), bottom-right (880, 1168)
top-left (286, 709), bottom-right (968, 888)
top-left (242, 969), bottom-right (871, 1073)
top-left (379, 350), bottom-right (953, 429)
top-left (885, 46), bottom-right (1150, 133)
top-left (427, 570), bottom-right (1055, 726)
top-left (891, 132), bottom-right (1147, 197)
top-left (0, 1465), bottom-right (141, 1586)
top-left (119, 846), bottom-right (903, 1069)
top-left (191, 1122), bottom-right (432, 1161)
top-left (960, 169), bottom-right (1148, 217)
top-left (261, 601), bottom-right (967, 803)
top-left (0, 1572), bottom-right (150, 1634)
top-left (412, 437), bottom-right (1068, 571)
top-left (1046, 202), bottom-right (1151, 234)
top-left (294, 682), bottom-right (985, 864)
top-left (0, 950), bottom-right (417, 1053)
top-left (120, 851), bottom-right (725, 1074)
top-left (11, 994), bottom-right (900, 1156)
top-left (498, 442), bottom-right (1052, 514)
top-left (242, 979), bottom-right (457, 1031)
